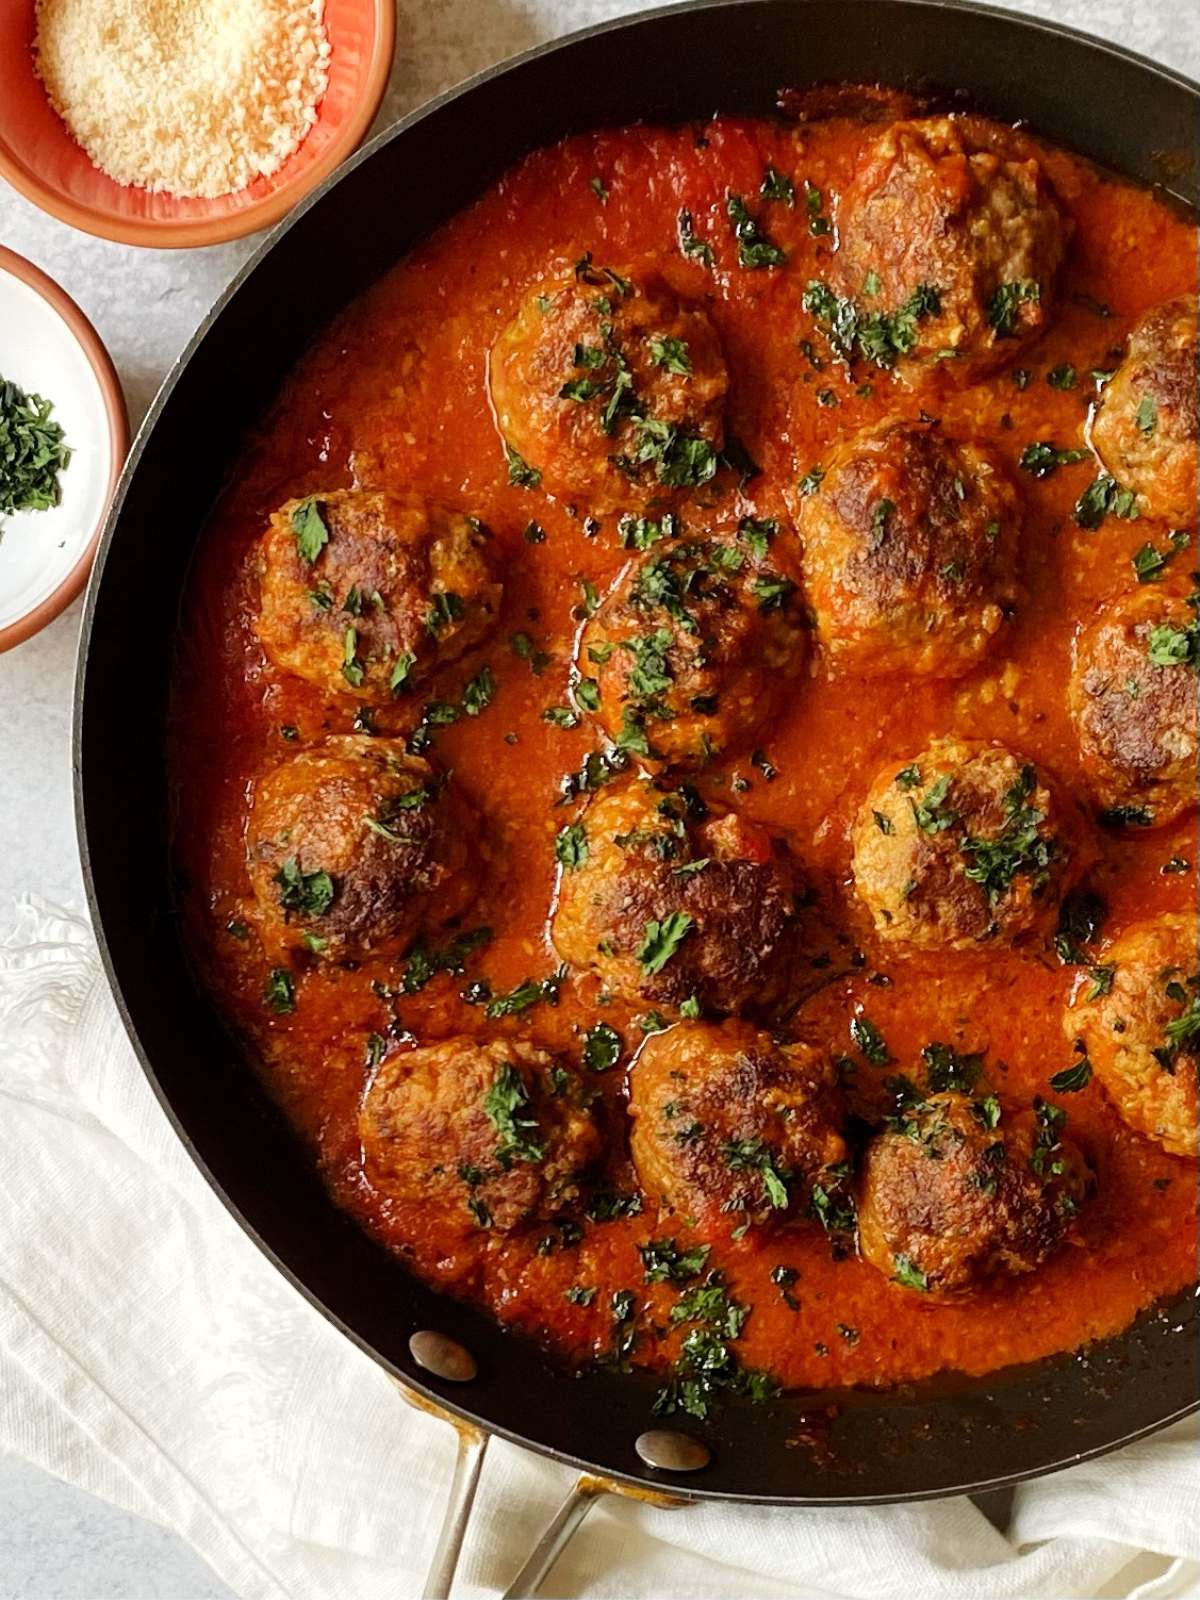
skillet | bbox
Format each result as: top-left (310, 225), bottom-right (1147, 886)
top-left (75, 0), bottom-right (1199, 1512)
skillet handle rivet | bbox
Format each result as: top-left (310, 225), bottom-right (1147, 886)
top-left (410, 1330), bottom-right (478, 1383)
top-left (635, 1429), bottom-right (711, 1472)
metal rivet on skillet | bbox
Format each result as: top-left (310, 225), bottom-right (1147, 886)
top-left (409, 1330), bottom-right (478, 1383)
top-left (635, 1429), bottom-right (711, 1473)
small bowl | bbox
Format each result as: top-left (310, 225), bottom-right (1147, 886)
top-left (0, 244), bottom-right (128, 652)
top-left (0, 0), bottom-right (395, 248)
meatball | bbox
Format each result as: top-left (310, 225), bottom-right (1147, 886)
top-left (578, 524), bottom-right (806, 765)
top-left (1068, 589), bottom-right (1198, 827)
top-left (247, 737), bottom-right (475, 961)
top-left (256, 490), bottom-right (501, 701)
top-left (852, 738), bottom-right (1081, 951)
top-left (628, 1020), bottom-right (848, 1237)
top-left (858, 1090), bottom-right (1092, 1298)
top-left (833, 116), bottom-right (1067, 374)
top-left (360, 1037), bottom-right (601, 1233)
top-left (1065, 915), bottom-right (1198, 1158)
top-left (489, 259), bottom-right (728, 510)
top-left (551, 778), bottom-right (803, 1015)
top-left (796, 421), bottom-right (1021, 677)
top-left (1092, 296), bottom-right (1198, 526)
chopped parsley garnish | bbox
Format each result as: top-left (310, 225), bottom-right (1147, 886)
top-left (485, 971), bottom-right (564, 1019)
top-left (850, 1015), bottom-right (890, 1066)
top-left (639, 1238), bottom-right (711, 1284)
top-left (583, 1021), bottom-right (621, 1073)
top-left (341, 626), bottom-right (364, 688)
top-left (273, 859), bottom-right (334, 918)
top-left (461, 666), bottom-right (495, 716)
top-left (0, 375), bottom-right (71, 518)
top-left (1132, 530), bottom-right (1189, 583)
top-left (565, 1285), bottom-right (596, 1306)
top-left (289, 501), bottom-right (329, 566)
top-left (891, 1253), bottom-right (930, 1292)
top-left (770, 1264), bottom-right (800, 1309)
top-left (264, 968), bottom-right (295, 1015)
top-left (590, 175), bottom-right (609, 204)
top-left (573, 676), bottom-right (601, 713)
top-left (960, 764), bottom-right (1052, 904)
top-left (398, 926), bottom-right (492, 994)
top-left (1018, 440), bottom-right (1088, 479)
top-left (482, 1063), bottom-right (545, 1165)
top-left (677, 208), bottom-right (714, 268)
top-left (1074, 473), bottom-right (1139, 531)
top-left (555, 820), bottom-right (588, 871)
top-left (986, 278), bottom-right (1041, 337)
top-left (1046, 363), bottom-right (1077, 390)
top-left (726, 192), bottom-right (786, 268)
top-left (543, 705), bottom-right (580, 729)
top-left (1135, 394), bottom-right (1158, 436)
top-left (426, 590), bottom-right (464, 634)
top-left (798, 464), bottom-right (825, 496)
top-left (802, 279), bottom-right (941, 369)
top-left (750, 572), bottom-right (794, 612)
top-left (587, 1189), bottom-right (644, 1222)
top-left (636, 912), bottom-right (692, 975)
top-left (722, 1138), bottom-right (790, 1209)
top-left (1099, 804), bottom-right (1154, 828)
top-left (505, 445), bottom-right (541, 488)
top-left (921, 1041), bottom-right (983, 1095)
top-left (1147, 618), bottom-right (1199, 670)
top-left (647, 335), bottom-right (692, 375)
top-left (894, 764), bottom-right (921, 789)
top-left (910, 772), bottom-right (957, 834)
top-left (1050, 1055), bottom-right (1093, 1093)
top-left (760, 165), bottom-right (795, 205)
top-left (803, 179), bottom-right (831, 235)
top-left (737, 515), bottom-right (776, 559)
top-left (389, 652), bottom-right (416, 695)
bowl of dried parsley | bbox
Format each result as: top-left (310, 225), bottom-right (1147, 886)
top-left (0, 245), bottom-right (127, 651)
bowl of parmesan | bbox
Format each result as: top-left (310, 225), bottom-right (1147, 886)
top-left (0, 0), bottom-right (395, 247)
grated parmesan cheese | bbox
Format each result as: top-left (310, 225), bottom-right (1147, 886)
top-left (34, 0), bottom-right (331, 200)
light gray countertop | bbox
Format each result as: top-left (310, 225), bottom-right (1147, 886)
top-left (1, 1), bottom-right (1195, 1595)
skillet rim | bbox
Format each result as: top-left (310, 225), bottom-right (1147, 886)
top-left (74, 0), bottom-right (1200, 1507)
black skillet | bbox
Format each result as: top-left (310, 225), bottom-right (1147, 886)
top-left (76, 0), bottom-right (1199, 1520)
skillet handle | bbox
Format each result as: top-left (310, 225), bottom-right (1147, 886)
top-left (502, 1473), bottom-right (686, 1599)
top-left (393, 1379), bottom-right (490, 1599)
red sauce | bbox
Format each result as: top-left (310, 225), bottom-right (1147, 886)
top-left (172, 110), bottom-right (1198, 1395)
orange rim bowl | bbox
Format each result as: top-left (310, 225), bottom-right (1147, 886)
top-left (0, 0), bottom-right (396, 248)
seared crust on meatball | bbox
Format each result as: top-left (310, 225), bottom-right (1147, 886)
top-left (360, 1037), bottom-right (601, 1233)
top-left (1065, 915), bottom-right (1198, 1158)
top-left (796, 421), bottom-right (1021, 677)
top-left (834, 116), bottom-right (1067, 374)
top-left (628, 1020), bottom-right (848, 1237)
top-left (1092, 296), bottom-right (1198, 526)
top-left (1069, 589), bottom-right (1198, 827)
top-left (247, 737), bottom-right (475, 960)
top-left (858, 1091), bottom-right (1091, 1298)
top-left (256, 490), bottom-right (502, 701)
top-left (852, 738), bottom-right (1081, 950)
top-left (552, 778), bottom-right (803, 1015)
top-left (578, 523), bottom-right (807, 766)
top-left (489, 260), bottom-right (728, 509)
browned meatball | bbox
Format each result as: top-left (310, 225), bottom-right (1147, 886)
top-left (551, 778), bottom-right (803, 1016)
top-left (360, 1038), bottom-right (601, 1233)
top-left (796, 421), bottom-right (1021, 677)
top-left (577, 522), bottom-right (806, 765)
top-left (489, 259), bottom-right (728, 510)
top-left (852, 738), bottom-right (1082, 951)
top-left (247, 737), bottom-right (475, 961)
top-left (256, 490), bottom-right (501, 701)
top-left (1069, 589), bottom-right (1198, 827)
top-left (628, 1020), bottom-right (848, 1238)
top-left (858, 1090), bottom-right (1092, 1298)
top-left (1065, 915), bottom-right (1198, 1158)
top-left (832, 117), bottom-right (1067, 375)
top-left (1092, 296), bottom-right (1198, 526)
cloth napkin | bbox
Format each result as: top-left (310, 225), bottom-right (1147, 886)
top-left (1, 897), bottom-right (1197, 1600)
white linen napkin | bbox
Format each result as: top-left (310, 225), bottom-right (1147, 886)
top-left (1, 896), bottom-right (1197, 1600)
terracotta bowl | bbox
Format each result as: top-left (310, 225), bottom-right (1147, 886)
top-left (0, 0), bottom-right (396, 248)
top-left (0, 244), bottom-right (128, 651)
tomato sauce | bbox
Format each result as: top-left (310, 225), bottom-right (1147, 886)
top-left (172, 108), bottom-right (1198, 1395)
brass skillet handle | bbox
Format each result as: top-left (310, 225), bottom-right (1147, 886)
top-left (393, 1378), bottom-right (490, 1600)
top-left (501, 1472), bottom-right (688, 1600)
